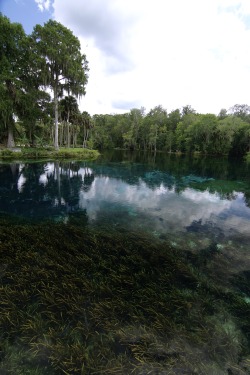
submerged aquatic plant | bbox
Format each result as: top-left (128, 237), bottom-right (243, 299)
top-left (0, 216), bottom-right (249, 374)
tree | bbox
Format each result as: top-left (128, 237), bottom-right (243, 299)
top-left (0, 14), bottom-right (27, 147)
top-left (181, 105), bottom-right (196, 117)
top-left (17, 88), bottom-right (52, 146)
top-left (216, 116), bottom-right (240, 155)
top-left (114, 113), bottom-right (130, 148)
top-left (123, 108), bottom-right (144, 150)
top-left (175, 111), bottom-right (196, 152)
top-left (188, 114), bottom-right (218, 154)
top-left (92, 114), bottom-right (114, 150)
top-left (145, 105), bottom-right (167, 153)
top-left (78, 111), bottom-right (93, 148)
top-left (14, 30), bottom-right (54, 147)
top-left (218, 108), bottom-right (227, 120)
top-left (220, 117), bottom-right (250, 156)
top-left (32, 20), bottom-right (89, 150)
top-left (229, 104), bottom-right (250, 122)
top-left (59, 95), bottom-right (79, 147)
top-left (164, 109), bottom-right (181, 152)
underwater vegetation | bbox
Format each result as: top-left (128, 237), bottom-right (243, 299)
top-left (0, 215), bottom-right (249, 374)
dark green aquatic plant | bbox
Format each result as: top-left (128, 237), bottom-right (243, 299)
top-left (0, 217), bottom-right (249, 374)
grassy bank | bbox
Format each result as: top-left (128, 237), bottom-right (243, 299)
top-left (0, 147), bottom-right (100, 161)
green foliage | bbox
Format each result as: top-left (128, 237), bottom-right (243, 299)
top-left (32, 20), bottom-right (89, 150)
top-left (92, 114), bottom-right (119, 150)
top-left (89, 106), bottom-right (250, 157)
top-left (32, 20), bottom-right (88, 97)
top-left (59, 95), bottom-right (79, 123)
top-left (246, 152), bottom-right (250, 162)
top-left (0, 14), bottom-right (27, 147)
top-left (0, 147), bottom-right (99, 161)
top-left (229, 104), bottom-right (250, 122)
top-left (0, 15), bottom-right (89, 151)
top-left (0, 148), bottom-right (14, 159)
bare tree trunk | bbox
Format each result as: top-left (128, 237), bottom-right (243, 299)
top-left (59, 122), bottom-right (63, 147)
top-left (67, 122), bottom-right (70, 148)
top-left (71, 125), bottom-right (74, 147)
top-left (7, 120), bottom-right (15, 148)
top-left (65, 107), bottom-right (69, 148)
top-left (54, 85), bottom-right (59, 150)
top-left (73, 127), bottom-right (77, 147)
top-left (84, 129), bottom-right (89, 148)
top-left (50, 126), bottom-right (54, 146)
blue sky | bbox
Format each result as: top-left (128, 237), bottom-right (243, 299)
top-left (2, 0), bottom-right (250, 116)
top-left (1, 0), bottom-right (52, 33)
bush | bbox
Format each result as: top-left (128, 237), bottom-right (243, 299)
top-left (0, 149), bottom-right (14, 159)
top-left (20, 148), bottom-right (48, 159)
top-left (0, 147), bottom-right (100, 161)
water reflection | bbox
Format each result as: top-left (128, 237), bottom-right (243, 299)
top-left (0, 157), bottom-right (250, 244)
top-left (77, 175), bottom-right (250, 239)
top-left (0, 162), bottom-right (94, 220)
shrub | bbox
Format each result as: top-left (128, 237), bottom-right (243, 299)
top-left (0, 149), bottom-right (14, 159)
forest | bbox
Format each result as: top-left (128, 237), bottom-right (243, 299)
top-left (1, 14), bottom-right (250, 158)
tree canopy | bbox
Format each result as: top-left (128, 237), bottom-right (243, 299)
top-left (0, 14), bottom-right (27, 147)
top-left (1, 14), bottom-right (250, 158)
top-left (0, 14), bottom-right (89, 150)
top-left (31, 19), bottom-right (89, 149)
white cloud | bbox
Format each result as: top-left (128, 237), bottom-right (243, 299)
top-left (35, 0), bottom-right (51, 12)
top-left (51, 0), bottom-right (250, 115)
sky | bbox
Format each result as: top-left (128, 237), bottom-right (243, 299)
top-left (1, 0), bottom-right (250, 116)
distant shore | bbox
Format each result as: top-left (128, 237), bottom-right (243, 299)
top-left (0, 147), bottom-right (100, 161)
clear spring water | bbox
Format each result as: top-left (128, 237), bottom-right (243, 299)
top-left (1, 151), bottom-right (250, 245)
top-left (0, 150), bottom-right (250, 374)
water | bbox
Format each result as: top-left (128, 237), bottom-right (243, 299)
top-left (0, 150), bottom-right (250, 374)
top-left (1, 151), bottom-right (250, 244)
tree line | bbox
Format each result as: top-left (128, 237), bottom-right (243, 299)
top-left (92, 104), bottom-right (250, 157)
top-left (1, 14), bottom-right (250, 157)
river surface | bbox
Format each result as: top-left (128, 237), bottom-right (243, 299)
top-left (0, 150), bottom-right (250, 374)
top-left (1, 151), bottom-right (250, 244)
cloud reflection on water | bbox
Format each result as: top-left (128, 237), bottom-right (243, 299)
top-left (5, 161), bottom-right (250, 240)
top-left (77, 175), bottom-right (250, 238)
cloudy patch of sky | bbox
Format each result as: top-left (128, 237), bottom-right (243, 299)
top-left (34, 0), bottom-right (51, 12)
top-left (2, 0), bottom-right (250, 115)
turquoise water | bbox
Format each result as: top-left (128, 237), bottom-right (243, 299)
top-left (1, 151), bottom-right (250, 244)
top-left (1, 151), bottom-right (250, 297)
top-left (0, 151), bottom-right (250, 374)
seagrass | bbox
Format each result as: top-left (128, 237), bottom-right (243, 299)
top-left (0, 216), bottom-right (249, 374)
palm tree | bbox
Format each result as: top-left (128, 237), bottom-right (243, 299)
top-left (59, 96), bottom-right (79, 147)
top-left (80, 111), bottom-right (93, 148)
